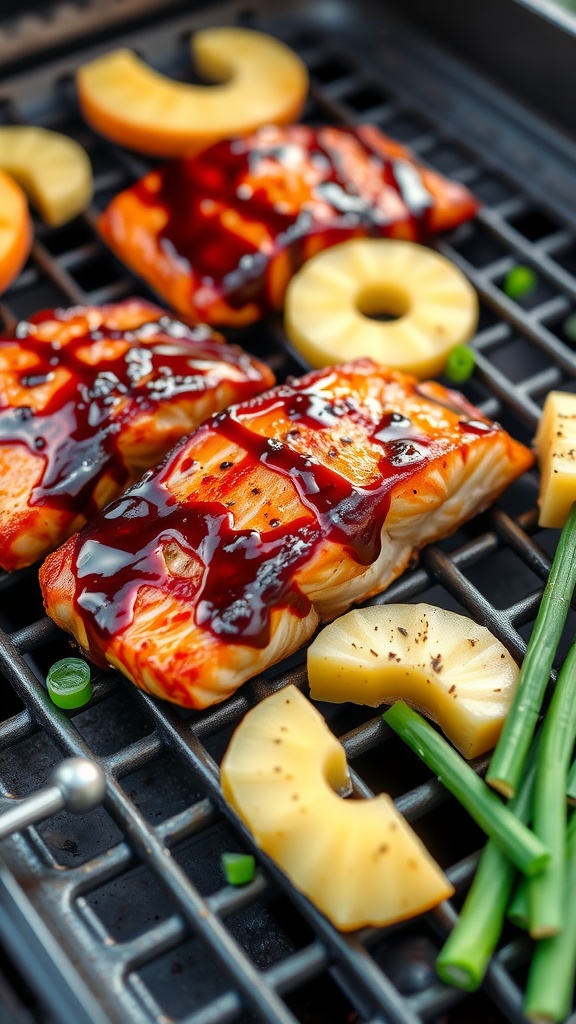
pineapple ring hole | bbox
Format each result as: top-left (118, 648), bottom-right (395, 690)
top-left (355, 283), bottom-right (411, 323)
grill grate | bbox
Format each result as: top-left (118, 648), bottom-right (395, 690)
top-left (0, 2), bottom-right (575, 1023)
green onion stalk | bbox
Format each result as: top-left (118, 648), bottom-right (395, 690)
top-left (487, 501), bottom-right (576, 798)
top-left (383, 702), bottom-right (549, 877)
top-left (528, 637), bottom-right (576, 937)
top-left (436, 735), bottom-right (540, 990)
top-left (507, 876), bottom-right (530, 930)
top-left (567, 754), bottom-right (576, 807)
top-left (524, 812), bottom-right (576, 1024)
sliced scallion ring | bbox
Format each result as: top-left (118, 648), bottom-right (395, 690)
top-left (444, 344), bottom-right (476, 383)
top-left (221, 852), bottom-right (255, 886)
top-left (503, 265), bottom-right (537, 300)
top-left (46, 658), bottom-right (92, 709)
top-left (563, 313), bottom-right (576, 344)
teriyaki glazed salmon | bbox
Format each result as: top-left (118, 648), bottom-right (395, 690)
top-left (40, 359), bottom-right (532, 707)
top-left (0, 299), bottom-right (273, 570)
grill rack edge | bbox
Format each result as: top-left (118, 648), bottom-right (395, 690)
top-left (0, 4), bottom-right (574, 1023)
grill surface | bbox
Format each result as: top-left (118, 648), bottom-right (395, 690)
top-left (0, 2), bottom-right (575, 1022)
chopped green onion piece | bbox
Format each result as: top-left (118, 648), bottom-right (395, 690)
top-left (524, 812), bottom-right (576, 1024)
top-left (46, 658), bottom-right (92, 709)
top-left (383, 702), bottom-right (550, 877)
top-left (221, 852), bottom-right (255, 886)
top-left (562, 312), bottom-right (576, 344)
top-left (503, 265), bottom-right (538, 300)
top-left (528, 636), bottom-right (576, 937)
top-left (444, 345), bottom-right (476, 383)
top-left (487, 501), bottom-right (576, 798)
top-left (436, 734), bottom-right (540, 990)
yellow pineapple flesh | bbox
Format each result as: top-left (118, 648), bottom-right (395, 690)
top-left (307, 604), bottom-right (519, 758)
top-left (220, 685), bottom-right (454, 931)
top-left (284, 238), bottom-right (478, 378)
top-left (0, 127), bottom-right (93, 226)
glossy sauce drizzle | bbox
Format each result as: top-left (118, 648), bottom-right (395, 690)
top-left (132, 125), bottom-right (435, 314)
top-left (71, 368), bottom-right (497, 651)
top-left (0, 307), bottom-right (267, 521)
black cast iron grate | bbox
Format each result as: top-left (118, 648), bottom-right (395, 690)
top-left (0, 2), bottom-right (574, 1023)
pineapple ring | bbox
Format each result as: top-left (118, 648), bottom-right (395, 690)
top-left (77, 27), bottom-right (308, 158)
top-left (0, 127), bottom-right (93, 227)
top-left (307, 604), bottom-right (519, 759)
top-left (221, 685), bottom-right (453, 931)
top-left (284, 238), bottom-right (478, 378)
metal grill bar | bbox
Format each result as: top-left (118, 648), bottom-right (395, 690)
top-left (0, 2), bottom-right (575, 1023)
top-left (0, 637), bottom-right (301, 1024)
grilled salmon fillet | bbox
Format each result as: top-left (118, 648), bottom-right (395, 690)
top-left (40, 360), bottom-right (532, 709)
top-left (99, 124), bottom-right (478, 326)
top-left (0, 299), bottom-right (273, 571)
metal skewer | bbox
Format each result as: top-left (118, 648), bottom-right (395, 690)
top-left (0, 758), bottom-right (106, 839)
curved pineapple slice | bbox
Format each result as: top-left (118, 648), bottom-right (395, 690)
top-left (284, 238), bottom-right (478, 378)
top-left (221, 685), bottom-right (453, 931)
top-left (307, 604), bottom-right (519, 759)
top-left (77, 28), bottom-right (308, 158)
top-left (0, 127), bottom-right (93, 226)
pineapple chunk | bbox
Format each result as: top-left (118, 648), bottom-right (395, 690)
top-left (307, 604), bottom-right (519, 759)
top-left (0, 127), bottom-right (93, 226)
top-left (77, 28), bottom-right (308, 158)
top-left (534, 391), bottom-right (576, 528)
top-left (284, 238), bottom-right (478, 378)
top-left (220, 685), bottom-right (453, 931)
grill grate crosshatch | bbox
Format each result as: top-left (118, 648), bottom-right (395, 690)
top-left (0, 2), bottom-right (574, 1023)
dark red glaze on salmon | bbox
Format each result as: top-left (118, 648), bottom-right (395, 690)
top-left (0, 299), bottom-right (274, 570)
top-left (99, 124), bottom-right (478, 326)
top-left (40, 360), bottom-right (532, 709)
